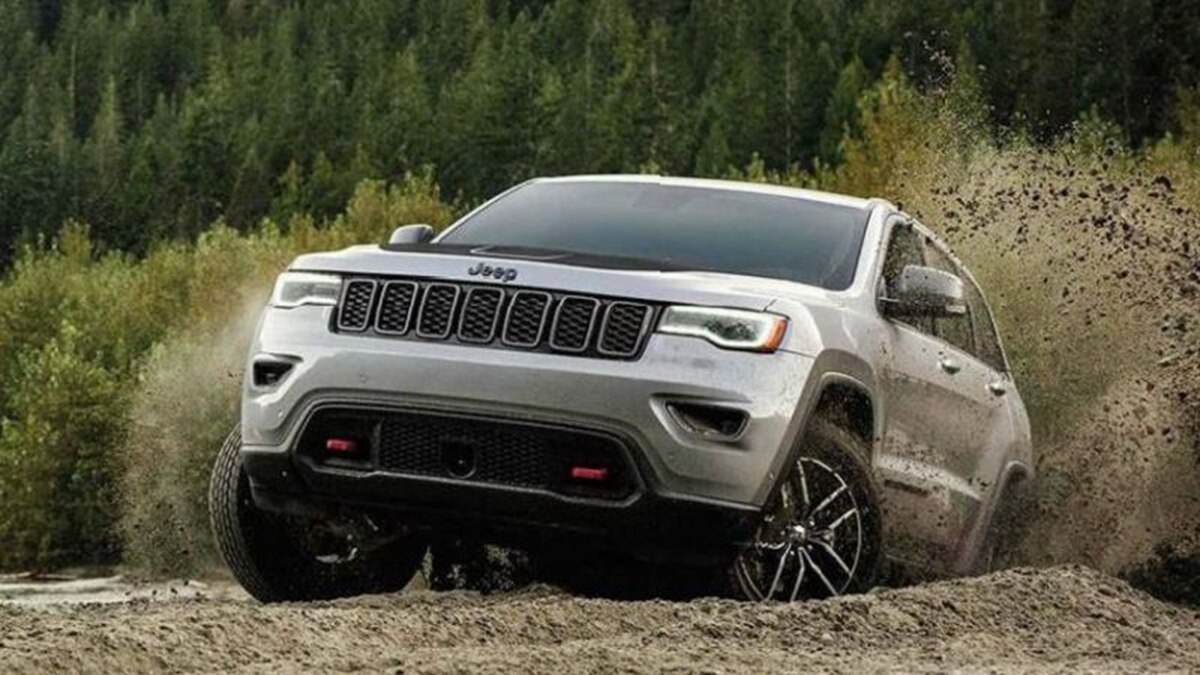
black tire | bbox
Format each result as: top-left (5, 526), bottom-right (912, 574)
top-left (731, 418), bottom-right (884, 601)
top-left (972, 475), bottom-right (1029, 575)
top-left (208, 426), bottom-right (427, 602)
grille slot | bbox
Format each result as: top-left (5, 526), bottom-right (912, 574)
top-left (550, 296), bottom-right (600, 353)
top-left (416, 283), bottom-right (460, 338)
top-left (502, 291), bottom-right (552, 347)
top-left (337, 280), bottom-right (377, 332)
top-left (457, 287), bottom-right (505, 343)
top-left (375, 281), bottom-right (418, 334)
top-left (598, 302), bottom-right (652, 357)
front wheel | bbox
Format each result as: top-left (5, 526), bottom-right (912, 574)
top-left (732, 419), bottom-right (884, 601)
top-left (208, 426), bottom-right (428, 602)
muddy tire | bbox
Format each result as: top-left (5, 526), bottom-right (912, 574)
top-left (208, 426), bottom-right (427, 602)
top-left (972, 476), bottom-right (1029, 575)
top-left (732, 418), bottom-right (884, 601)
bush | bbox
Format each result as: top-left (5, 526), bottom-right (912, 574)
top-left (0, 324), bottom-right (125, 570)
top-left (0, 172), bottom-right (456, 573)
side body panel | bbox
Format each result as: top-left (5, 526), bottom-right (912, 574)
top-left (870, 215), bottom-right (1033, 575)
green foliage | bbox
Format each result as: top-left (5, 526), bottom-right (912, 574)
top-left (0, 173), bottom-right (455, 572)
top-left (0, 324), bottom-right (124, 569)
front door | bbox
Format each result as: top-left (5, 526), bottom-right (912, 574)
top-left (875, 221), bottom-right (1008, 574)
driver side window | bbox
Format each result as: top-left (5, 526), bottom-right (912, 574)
top-left (880, 222), bottom-right (932, 334)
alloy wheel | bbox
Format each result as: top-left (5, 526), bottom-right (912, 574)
top-left (735, 456), bottom-right (865, 601)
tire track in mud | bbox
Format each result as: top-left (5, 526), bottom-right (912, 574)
top-left (1, 566), bottom-right (1198, 674)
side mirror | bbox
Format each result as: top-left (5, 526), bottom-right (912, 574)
top-left (885, 265), bottom-right (967, 317)
top-left (388, 224), bottom-right (434, 245)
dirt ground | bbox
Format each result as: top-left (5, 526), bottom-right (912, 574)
top-left (1, 566), bottom-right (1198, 674)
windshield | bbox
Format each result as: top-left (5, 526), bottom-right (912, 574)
top-left (438, 181), bottom-right (871, 290)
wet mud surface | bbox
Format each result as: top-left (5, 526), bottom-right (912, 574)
top-left (2, 566), bottom-right (1198, 674)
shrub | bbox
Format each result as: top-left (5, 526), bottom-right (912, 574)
top-left (0, 172), bottom-right (456, 573)
top-left (0, 324), bottom-right (125, 570)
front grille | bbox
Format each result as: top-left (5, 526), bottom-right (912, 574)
top-left (332, 275), bottom-right (656, 360)
top-left (300, 408), bottom-right (637, 500)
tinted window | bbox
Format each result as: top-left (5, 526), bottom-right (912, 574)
top-left (440, 181), bottom-right (871, 290)
top-left (924, 244), bottom-right (976, 357)
top-left (963, 276), bottom-right (1006, 372)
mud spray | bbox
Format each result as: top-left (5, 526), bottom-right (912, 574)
top-left (116, 294), bottom-right (269, 578)
top-left (902, 143), bottom-right (1200, 601)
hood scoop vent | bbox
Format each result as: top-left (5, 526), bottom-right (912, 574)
top-left (468, 245), bottom-right (572, 262)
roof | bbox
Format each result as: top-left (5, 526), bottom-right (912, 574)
top-left (532, 174), bottom-right (876, 211)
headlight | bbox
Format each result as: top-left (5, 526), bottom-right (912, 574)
top-left (657, 306), bottom-right (788, 352)
top-left (269, 272), bottom-right (342, 308)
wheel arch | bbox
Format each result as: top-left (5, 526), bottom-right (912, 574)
top-left (809, 375), bottom-right (879, 450)
top-left (754, 350), bottom-right (883, 507)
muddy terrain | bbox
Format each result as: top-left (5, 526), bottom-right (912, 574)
top-left (1, 566), bottom-right (1197, 673)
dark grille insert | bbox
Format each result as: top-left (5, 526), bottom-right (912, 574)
top-left (502, 291), bottom-right (552, 347)
top-left (353, 410), bottom-right (636, 499)
top-left (599, 302), bottom-right (652, 356)
top-left (457, 287), bottom-right (504, 343)
top-left (375, 281), bottom-right (418, 334)
top-left (416, 283), bottom-right (460, 338)
top-left (337, 280), bottom-right (377, 332)
top-left (550, 296), bottom-right (600, 352)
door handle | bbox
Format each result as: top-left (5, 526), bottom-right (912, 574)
top-left (987, 381), bottom-right (1007, 396)
top-left (938, 357), bottom-right (961, 375)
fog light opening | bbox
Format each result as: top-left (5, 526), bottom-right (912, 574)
top-left (667, 402), bottom-right (749, 440)
top-left (253, 359), bottom-right (295, 387)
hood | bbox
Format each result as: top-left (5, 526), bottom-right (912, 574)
top-left (289, 244), bottom-right (846, 313)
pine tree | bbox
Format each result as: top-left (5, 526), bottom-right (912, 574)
top-left (226, 143), bottom-right (272, 229)
top-left (0, 72), bottom-right (62, 257)
top-left (83, 75), bottom-right (126, 246)
top-left (821, 56), bottom-right (871, 163)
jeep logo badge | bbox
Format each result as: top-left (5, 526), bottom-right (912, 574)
top-left (467, 262), bottom-right (518, 282)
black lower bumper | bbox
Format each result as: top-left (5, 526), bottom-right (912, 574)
top-left (243, 445), bottom-right (761, 565)
top-left (242, 405), bottom-right (763, 564)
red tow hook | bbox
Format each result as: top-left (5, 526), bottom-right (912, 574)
top-left (569, 466), bottom-right (610, 481)
top-left (325, 438), bottom-right (358, 454)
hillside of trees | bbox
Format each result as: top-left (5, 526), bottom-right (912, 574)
top-left (2, 0), bottom-right (1199, 262)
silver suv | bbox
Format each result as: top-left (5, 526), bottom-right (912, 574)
top-left (209, 175), bottom-right (1033, 602)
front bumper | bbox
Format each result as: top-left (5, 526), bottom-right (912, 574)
top-left (241, 305), bottom-right (817, 548)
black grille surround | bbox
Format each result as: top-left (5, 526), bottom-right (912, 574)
top-left (331, 276), bottom-right (659, 360)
